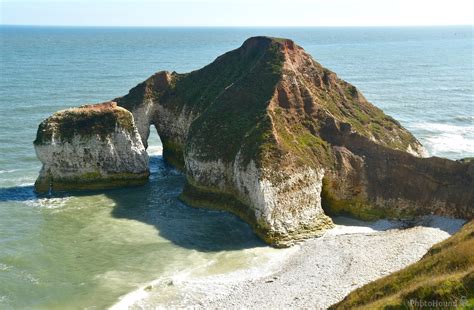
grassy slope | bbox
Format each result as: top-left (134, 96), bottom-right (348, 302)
top-left (116, 37), bottom-right (285, 170)
top-left (331, 220), bottom-right (474, 309)
top-left (183, 39), bottom-right (284, 167)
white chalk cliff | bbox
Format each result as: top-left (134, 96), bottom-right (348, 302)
top-left (34, 37), bottom-right (473, 247)
top-left (34, 102), bottom-right (149, 192)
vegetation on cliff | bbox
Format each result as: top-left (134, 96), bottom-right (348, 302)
top-left (35, 36), bottom-right (473, 245)
top-left (331, 220), bottom-right (474, 309)
top-left (116, 36), bottom-right (423, 172)
top-left (34, 102), bottom-right (134, 145)
top-left (34, 101), bottom-right (148, 193)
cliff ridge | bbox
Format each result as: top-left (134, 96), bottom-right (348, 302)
top-left (34, 37), bottom-right (473, 246)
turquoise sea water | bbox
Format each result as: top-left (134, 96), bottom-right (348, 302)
top-left (0, 26), bottom-right (473, 308)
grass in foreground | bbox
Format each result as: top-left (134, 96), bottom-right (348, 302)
top-left (331, 220), bottom-right (474, 309)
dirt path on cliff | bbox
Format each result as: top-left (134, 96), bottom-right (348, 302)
top-left (111, 216), bottom-right (464, 309)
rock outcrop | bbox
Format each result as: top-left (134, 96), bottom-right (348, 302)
top-left (34, 102), bottom-right (149, 192)
top-left (34, 37), bottom-right (473, 246)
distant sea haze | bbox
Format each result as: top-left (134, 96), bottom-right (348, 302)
top-left (0, 26), bottom-right (472, 308)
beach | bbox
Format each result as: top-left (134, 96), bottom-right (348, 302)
top-left (112, 216), bottom-right (465, 309)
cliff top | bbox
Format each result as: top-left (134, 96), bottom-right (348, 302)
top-left (115, 36), bottom-right (424, 170)
top-left (34, 101), bottom-right (135, 145)
top-left (240, 36), bottom-right (296, 49)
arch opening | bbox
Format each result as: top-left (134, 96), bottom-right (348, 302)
top-left (146, 125), bottom-right (163, 158)
top-left (145, 124), bottom-right (166, 176)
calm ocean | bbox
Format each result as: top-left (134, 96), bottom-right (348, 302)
top-left (0, 26), bottom-right (473, 308)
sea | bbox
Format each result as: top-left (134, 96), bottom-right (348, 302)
top-left (0, 26), bottom-right (472, 309)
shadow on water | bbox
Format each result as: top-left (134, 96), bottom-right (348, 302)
top-left (0, 185), bottom-right (38, 202)
top-left (106, 155), bottom-right (266, 252)
top-left (0, 155), bottom-right (265, 252)
top-left (1, 155), bottom-right (464, 250)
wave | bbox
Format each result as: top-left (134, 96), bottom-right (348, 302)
top-left (424, 133), bottom-right (474, 156)
top-left (110, 246), bottom-right (298, 309)
top-left (147, 145), bottom-right (163, 156)
top-left (24, 197), bottom-right (72, 209)
top-left (454, 115), bottom-right (474, 122)
top-left (411, 122), bottom-right (474, 134)
top-left (410, 122), bottom-right (474, 158)
top-left (0, 263), bottom-right (11, 271)
top-left (0, 169), bottom-right (18, 174)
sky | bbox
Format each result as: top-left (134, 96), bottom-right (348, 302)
top-left (0, 0), bottom-right (473, 27)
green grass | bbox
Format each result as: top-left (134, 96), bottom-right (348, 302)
top-left (184, 39), bottom-right (285, 166)
top-left (34, 103), bottom-right (134, 145)
top-left (116, 37), bottom-right (288, 171)
top-left (330, 220), bottom-right (474, 309)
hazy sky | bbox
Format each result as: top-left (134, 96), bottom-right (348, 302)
top-left (1, 0), bottom-right (473, 27)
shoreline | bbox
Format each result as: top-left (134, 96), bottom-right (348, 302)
top-left (111, 215), bottom-right (465, 309)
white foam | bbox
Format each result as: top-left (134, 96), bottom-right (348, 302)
top-left (411, 122), bottom-right (474, 157)
top-left (25, 197), bottom-right (71, 209)
top-left (425, 133), bottom-right (474, 156)
top-left (110, 286), bottom-right (149, 310)
top-left (413, 122), bottom-right (474, 134)
top-left (0, 295), bottom-right (10, 304)
top-left (147, 145), bottom-right (163, 156)
top-left (110, 246), bottom-right (297, 309)
top-left (454, 115), bottom-right (474, 121)
top-left (0, 263), bottom-right (10, 271)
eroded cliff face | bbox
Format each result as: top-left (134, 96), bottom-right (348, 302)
top-left (34, 102), bottom-right (149, 192)
top-left (34, 37), bottom-right (473, 246)
top-left (116, 71), bottom-right (198, 170)
top-left (320, 121), bottom-right (474, 219)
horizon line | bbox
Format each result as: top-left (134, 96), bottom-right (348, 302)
top-left (1, 24), bottom-right (473, 28)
